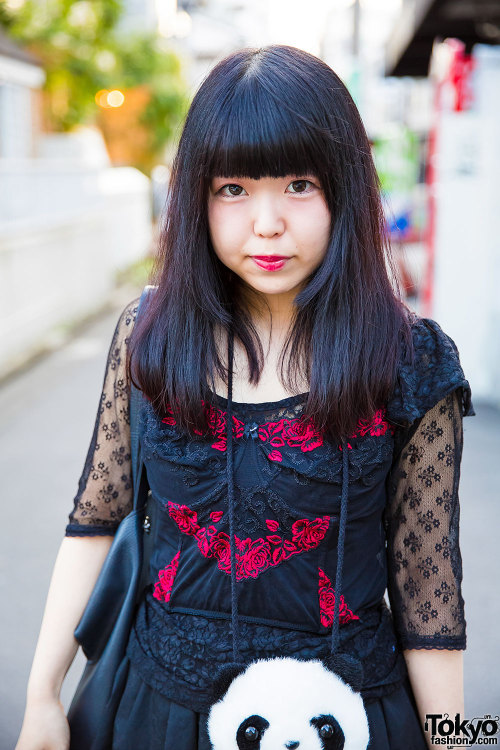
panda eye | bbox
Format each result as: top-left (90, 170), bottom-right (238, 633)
top-left (319, 723), bottom-right (335, 738)
top-left (237, 714), bottom-right (269, 746)
top-left (244, 726), bottom-right (259, 741)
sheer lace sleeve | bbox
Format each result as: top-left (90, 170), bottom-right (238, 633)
top-left (385, 389), bottom-right (467, 650)
top-left (65, 297), bottom-right (140, 536)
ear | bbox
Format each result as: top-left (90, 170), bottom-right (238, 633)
top-left (323, 652), bottom-right (364, 693)
top-left (210, 662), bottom-right (247, 704)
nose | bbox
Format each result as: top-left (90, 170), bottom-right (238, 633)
top-left (253, 196), bottom-right (285, 238)
top-left (285, 743), bottom-right (300, 749)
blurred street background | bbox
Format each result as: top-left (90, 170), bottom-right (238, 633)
top-left (1, 0), bottom-right (499, 746)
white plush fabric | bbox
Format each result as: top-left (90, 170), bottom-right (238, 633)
top-left (207, 657), bottom-right (370, 750)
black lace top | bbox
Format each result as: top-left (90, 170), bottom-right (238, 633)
top-left (66, 298), bottom-right (475, 711)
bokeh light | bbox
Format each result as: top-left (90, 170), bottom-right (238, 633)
top-left (95, 89), bottom-right (125, 108)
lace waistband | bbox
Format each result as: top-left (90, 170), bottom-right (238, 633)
top-left (126, 594), bottom-right (409, 713)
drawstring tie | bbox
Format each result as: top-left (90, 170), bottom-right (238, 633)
top-left (225, 327), bottom-right (359, 680)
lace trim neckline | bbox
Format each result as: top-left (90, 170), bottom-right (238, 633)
top-left (209, 390), bottom-right (309, 411)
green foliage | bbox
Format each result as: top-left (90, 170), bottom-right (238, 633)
top-left (107, 33), bottom-right (189, 156)
top-left (0, 0), bottom-right (188, 163)
top-left (116, 254), bottom-right (154, 288)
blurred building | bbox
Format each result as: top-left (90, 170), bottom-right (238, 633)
top-left (0, 29), bottom-right (44, 158)
top-left (0, 32), bottom-right (152, 381)
top-left (385, 0), bottom-right (500, 407)
top-left (117, 0), bottom-right (161, 33)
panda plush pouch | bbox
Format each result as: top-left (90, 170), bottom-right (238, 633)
top-left (207, 330), bottom-right (370, 750)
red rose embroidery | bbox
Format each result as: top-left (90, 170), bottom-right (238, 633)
top-left (318, 567), bottom-right (359, 627)
top-left (153, 550), bottom-right (180, 602)
top-left (267, 450), bottom-right (283, 462)
top-left (195, 527), bottom-right (211, 556)
top-left (167, 502), bottom-right (200, 535)
top-left (266, 519), bottom-right (280, 532)
top-left (167, 502), bottom-right (331, 581)
top-left (239, 539), bottom-right (271, 579)
top-left (161, 403), bottom-right (177, 426)
top-left (210, 533), bottom-right (232, 571)
top-left (211, 511), bottom-right (223, 522)
top-left (291, 517), bottom-right (330, 550)
top-left (202, 404), bottom-right (245, 451)
top-left (161, 402), bottom-right (393, 452)
top-left (266, 534), bottom-right (282, 546)
top-left (205, 404), bottom-right (227, 434)
top-left (282, 419), bottom-right (323, 452)
top-left (348, 407), bottom-right (394, 439)
top-left (369, 409), bottom-right (390, 436)
top-left (258, 420), bottom-right (286, 447)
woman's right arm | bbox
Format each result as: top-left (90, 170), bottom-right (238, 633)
top-left (16, 536), bottom-right (113, 750)
top-left (16, 297), bottom-right (140, 749)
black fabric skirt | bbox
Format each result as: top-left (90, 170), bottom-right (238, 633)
top-left (112, 659), bottom-right (428, 749)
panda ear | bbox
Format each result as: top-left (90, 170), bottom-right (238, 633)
top-left (323, 653), bottom-right (364, 693)
top-left (210, 662), bottom-right (248, 703)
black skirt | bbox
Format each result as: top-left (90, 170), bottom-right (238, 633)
top-left (111, 658), bottom-right (428, 749)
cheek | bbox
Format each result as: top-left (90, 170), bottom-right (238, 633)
top-left (208, 204), bottom-right (246, 257)
top-left (315, 202), bottom-right (333, 242)
top-left (299, 203), bottom-right (331, 258)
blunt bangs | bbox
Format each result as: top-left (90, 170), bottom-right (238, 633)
top-left (201, 74), bottom-right (329, 183)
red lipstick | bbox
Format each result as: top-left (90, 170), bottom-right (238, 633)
top-left (252, 255), bottom-right (290, 271)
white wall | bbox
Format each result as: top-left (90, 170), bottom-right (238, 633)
top-left (0, 160), bottom-right (152, 379)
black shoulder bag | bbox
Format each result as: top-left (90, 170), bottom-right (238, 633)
top-left (67, 286), bottom-right (155, 749)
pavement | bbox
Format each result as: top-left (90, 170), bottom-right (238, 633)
top-left (0, 291), bottom-right (499, 748)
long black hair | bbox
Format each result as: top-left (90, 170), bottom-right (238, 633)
top-left (128, 44), bottom-right (414, 443)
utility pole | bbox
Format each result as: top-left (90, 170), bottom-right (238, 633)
top-left (352, 0), bottom-right (360, 59)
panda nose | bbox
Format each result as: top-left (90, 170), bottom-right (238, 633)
top-left (285, 743), bottom-right (300, 749)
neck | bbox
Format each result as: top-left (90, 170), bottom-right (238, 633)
top-left (240, 286), bottom-right (298, 340)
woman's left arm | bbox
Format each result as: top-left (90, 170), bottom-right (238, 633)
top-left (384, 389), bottom-right (470, 746)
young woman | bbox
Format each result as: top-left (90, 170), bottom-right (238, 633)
top-left (16, 45), bottom-right (474, 750)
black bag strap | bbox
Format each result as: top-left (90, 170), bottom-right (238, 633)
top-left (130, 285), bottom-right (156, 512)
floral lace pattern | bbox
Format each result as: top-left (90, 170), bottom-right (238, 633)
top-left (386, 314), bottom-right (475, 426)
top-left (65, 298), bottom-right (139, 534)
top-left (127, 596), bottom-right (409, 713)
top-left (385, 390), bottom-right (467, 650)
top-left (166, 501), bottom-right (330, 581)
top-left (318, 568), bottom-right (360, 628)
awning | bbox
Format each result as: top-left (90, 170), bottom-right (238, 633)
top-left (385, 0), bottom-right (500, 77)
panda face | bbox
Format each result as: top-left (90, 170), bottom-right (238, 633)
top-left (235, 713), bottom-right (345, 750)
top-left (207, 657), bottom-right (370, 750)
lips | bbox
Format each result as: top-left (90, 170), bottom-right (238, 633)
top-left (253, 256), bottom-right (289, 261)
top-left (252, 256), bottom-right (290, 272)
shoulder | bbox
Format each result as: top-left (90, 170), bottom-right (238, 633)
top-left (103, 297), bottom-right (142, 379)
top-left (110, 295), bottom-right (142, 350)
top-left (116, 296), bottom-right (141, 332)
top-left (386, 312), bottom-right (475, 427)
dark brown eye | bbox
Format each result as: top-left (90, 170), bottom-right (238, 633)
top-left (319, 723), bottom-right (334, 738)
top-left (244, 726), bottom-right (259, 740)
top-left (288, 179), bottom-right (315, 194)
top-left (220, 184), bottom-right (244, 196)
